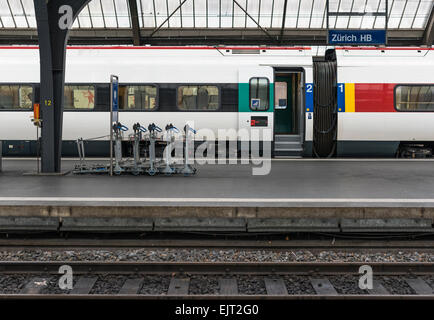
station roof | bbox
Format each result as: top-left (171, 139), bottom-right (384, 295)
top-left (1, 0), bottom-right (433, 46)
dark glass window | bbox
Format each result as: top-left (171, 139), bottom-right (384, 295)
top-left (177, 86), bottom-right (219, 110)
top-left (395, 85), bottom-right (434, 111)
top-left (64, 85), bottom-right (95, 110)
top-left (249, 78), bottom-right (269, 111)
top-left (0, 85), bottom-right (33, 110)
top-left (119, 85), bottom-right (157, 110)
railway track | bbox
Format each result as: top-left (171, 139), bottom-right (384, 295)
top-left (0, 261), bottom-right (433, 299)
top-left (1, 238), bottom-right (434, 250)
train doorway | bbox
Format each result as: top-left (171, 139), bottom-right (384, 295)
top-left (273, 70), bottom-right (304, 157)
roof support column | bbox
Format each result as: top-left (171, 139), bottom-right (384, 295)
top-left (128, 0), bottom-right (141, 46)
top-left (34, 0), bottom-right (90, 173)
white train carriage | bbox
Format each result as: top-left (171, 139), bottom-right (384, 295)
top-left (0, 46), bottom-right (432, 158)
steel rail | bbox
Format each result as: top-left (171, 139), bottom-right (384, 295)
top-left (0, 261), bottom-right (433, 275)
top-left (0, 294), bottom-right (432, 300)
top-left (0, 239), bottom-right (434, 249)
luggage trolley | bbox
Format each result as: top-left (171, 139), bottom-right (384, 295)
top-left (146, 123), bottom-right (163, 176)
top-left (161, 124), bottom-right (179, 175)
top-left (130, 122), bottom-right (147, 175)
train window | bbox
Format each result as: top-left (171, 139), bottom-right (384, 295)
top-left (0, 85), bottom-right (33, 110)
top-left (64, 85), bottom-right (95, 110)
top-left (177, 86), bottom-right (219, 111)
top-left (119, 85), bottom-right (157, 110)
top-left (249, 78), bottom-right (269, 111)
top-left (275, 82), bottom-right (288, 109)
top-left (395, 85), bottom-right (434, 111)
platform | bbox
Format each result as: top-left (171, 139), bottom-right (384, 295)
top-left (0, 158), bottom-right (433, 221)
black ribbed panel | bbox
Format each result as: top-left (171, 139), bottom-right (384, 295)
top-left (95, 84), bottom-right (110, 111)
top-left (313, 60), bottom-right (337, 158)
top-left (221, 88), bottom-right (238, 112)
top-left (158, 88), bottom-right (177, 111)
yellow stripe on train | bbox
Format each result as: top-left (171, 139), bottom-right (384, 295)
top-left (345, 83), bottom-right (355, 112)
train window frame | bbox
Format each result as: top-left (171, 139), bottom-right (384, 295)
top-left (249, 77), bottom-right (270, 111)
top-left (64, 83), bottom-right (97, 111)
top-left (0, 83), bottom-right (35, 111)
top-left (118, 83), bottom-right (159, 112)
top-left (394, 84), bottom-right (434, 112)
top-left (176, 84), bottom-right (221, 112)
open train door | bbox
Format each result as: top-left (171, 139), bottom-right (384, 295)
top-left (238, 66), bottom-right (274, 145)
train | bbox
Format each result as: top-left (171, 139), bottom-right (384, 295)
top-left (0, 45), bottom-right (433, 158)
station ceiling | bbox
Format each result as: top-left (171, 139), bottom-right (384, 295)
top-left (0, 0), bottom-right (433, 46)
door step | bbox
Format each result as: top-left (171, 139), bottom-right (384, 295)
top-left (274, 150), bottom-right (303, 158)
top-left (275, 141), bottom-right (302, 149)
top-left (274, 155), bottom-right (303, 159)
top-left (274, 135), bottom-right (303, 158)
top-left (275, 134), bottom-right (301, 142)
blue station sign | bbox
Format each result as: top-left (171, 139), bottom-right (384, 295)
top-left (111, 77), bottom-right (119, 123)
top-left (328, 30), bottom-right (386, 45)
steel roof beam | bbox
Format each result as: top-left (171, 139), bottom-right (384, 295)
top-left (128, 0), bottom-right (141, 46)
top-left (232, 0), bottom-right (275, 42)
top-left (100, 0), bottom-right (106, 28)
top-left (113, 0), bottom-right (119, 28)
top-left (19, 0), bottom-right (30, 28)
top-left (1, 28), bottom-right (423, 47)
top-left (149, 0), bottom-right (188, 37)
top-left (423, 3), bottom-right (434, 46)
top-left (6, 0), bottom-right (17, 28)
top-left (280, 0), bottom-right (288, 42)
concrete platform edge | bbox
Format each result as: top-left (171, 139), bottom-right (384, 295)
top-left (0, 216), bottom-right (432, 233)
top-left (0, 206), bottom-right (434, 219)
top-left (0, 207), bottom-right (433, 233)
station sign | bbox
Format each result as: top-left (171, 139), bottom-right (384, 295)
top-left (328, 30), bottom-right (386, 45)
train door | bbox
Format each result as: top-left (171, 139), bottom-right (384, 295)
top-left (238, 66), bottom-right (274, 144)
top-left (273, 70), bottom-right (304, 157)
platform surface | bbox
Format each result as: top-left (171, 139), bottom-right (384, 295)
top-left (1, 159), bottom-right (434, 209)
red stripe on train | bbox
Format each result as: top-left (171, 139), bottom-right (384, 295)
top-left (355, 83), bottom-right (396, 112)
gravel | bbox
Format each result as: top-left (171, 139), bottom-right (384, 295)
top-left (0, 248), bottom-right (432, 263)
top-left (283, 276), bottom-right (315, 294)
top-left (237, 276), bottom-right (266, 295)
top-left (0, 274), bottom-right (29, 294)
top-left (380, 276), bottom-right (416, 295)
top-left (89, 275), bottom-right (125, 294)
top-left (328, 275), bottom-right (366, 295)
top-left (139, 275), bottom-right (170, 295)
top-left (188, 275), bottom-right (219, 295)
